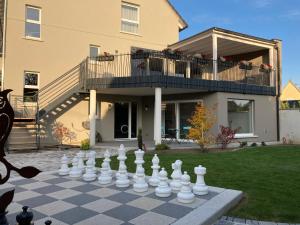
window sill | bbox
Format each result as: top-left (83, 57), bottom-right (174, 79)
top-left (234, 134), bottom-right (258, 139)
top-left (23, 37), bottom-right (43, 42)
top-left (120, 31), bottom-right (142, 37)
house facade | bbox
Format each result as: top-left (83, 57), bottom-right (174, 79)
top-left (0, 0), bottom-right (282, 149)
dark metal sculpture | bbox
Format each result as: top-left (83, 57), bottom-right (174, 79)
top-left (0, 89), bottom-right (41, 225)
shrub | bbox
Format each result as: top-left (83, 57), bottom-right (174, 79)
top-left (155, 143), bottom-right (170, 151)
top-left (216, 125), bottom-right (239, 149)
top-left (250, 142), bottom-right (257, 147)
top-left (261, 141), bottom-right (266, 146)
top-left (138, 128), bottom-right (143, 150)
top-left (239, 141), bottom-right (248, 148)
top-left (80, 139), bottom-right (90, 150)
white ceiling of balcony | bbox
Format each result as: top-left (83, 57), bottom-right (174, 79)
top-left (174, 36), bottom-right (268, 57)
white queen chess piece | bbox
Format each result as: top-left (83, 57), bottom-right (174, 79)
top-left (104, 149), bottom-right (112, 176)
top-left (116, 144), bottom-right (126, 178)
top-left (77, 151), bottom-right (85, 172)
top-left (177, 171), bottom-right (195, 203)
top-left (83, 158), bottom-right (97, 181)
top-left (193, 165), bottom-right (208, 195)
top-left (134, 149), bottom-right (145, 182)
top-left (155, 168), bottom-right (172, 197)
top-left (170, 160), bottom-right (183, 191)
top-left (149, 154), bottom-right (160, 186)
top-left (69, 156), bottom-right (82, 178)
top-left (98, 160), bottom-right (112, 185)
top-left (59, 154), bottom-right (70, 176)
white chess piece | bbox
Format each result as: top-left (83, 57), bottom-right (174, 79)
top-left (115, 163), bottom-right (130, 188)
top-left (58, 154), bottom-right (70, 176)
top-left (77, 151), bottom-right (85, 172)
top-left (134, 149), bottom-right (145, 182)
top-left (170, 160), bottom-right (183, 191)
top-left (98, 160), bottom-right (112, 185)
top-left (104, 149), bottom-right (112, 176)
top-left (193, 165), bottom-right (208, 195)
top-left (149, 154), bottom-right (160, 186)
top-left (116, 144), bottom-right (126, 178)
top-left (83, 158), bottom-right (97, 181)
top-left (155, 168), bottom-right (172, 197)
top-left (69, 156), bottom-right (82, 178)
top-left (177, 171), bottom-right (195, 203)
top-left (89, 150), bottom-right (97, 173)
top-left (133, 167), bottom-right (148, 192)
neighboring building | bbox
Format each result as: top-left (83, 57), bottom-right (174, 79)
top-left (280, 80), bottom-right (300, 109)
top-left (0, 0), bottom-right (282, 149)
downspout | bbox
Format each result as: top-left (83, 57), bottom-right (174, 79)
top-left (1, 0), bottom-right (8, 91)
top-left (275, 44), bottom-right (281, 142)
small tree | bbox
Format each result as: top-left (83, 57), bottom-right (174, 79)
top-left (187, 103), bottom-right (216, 151)
top-left (52, 122), bottom-right (76, 148)
top-left (137, 128), bottom-right (143, 150)
top-left (216, 125), bottom-right (239, 149)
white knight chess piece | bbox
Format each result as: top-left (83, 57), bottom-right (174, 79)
top-left (193, 165), bottom-right (209, 195)
top-left (83, 158), bottom-right (97, 181)
top-left (170, 160), bottom-right (183, 191)
top-left (98, 160), bottom-right (112, 185)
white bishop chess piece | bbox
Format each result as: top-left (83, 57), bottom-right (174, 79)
top-left (59, 154), bottom-right (70, 176)
top-left (98, 160), bottom-right (112, 185)
top-left (170, 160), bottom-right (183, 191)
top-left (133, 167), bottom-right (148, 192)
top-left (104, 149), bottom-right (112, 176)
top-left (193, 165), bottom-right (208, 195)
top-left (177, 171), bottom-right (195, 204)
top-left (69, 156), bottom-right (82, 178)
top-left (155, 168), bottom-right (172, 198)
top-left (116, 144), bottom-right (126, 178)
top-left (134, 149), bottom-right (145, 182)
top-left (83, 158), bottom-right (97, 181)
top-left (149, 154), bottom-right (160, 186)
top-left (77, 151), bottom-right (85, 172)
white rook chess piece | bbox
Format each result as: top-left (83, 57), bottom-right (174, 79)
top-left (134, 149), bottom-right (145, 182)
top-left (59, 154), bottom-right (70, 176)
top-left (115, 163), bottom-right (130, 188)
top-left (69, 156), bottom-right (82, 178)
top-left (170, 160), bottom-right (183, 191)
top-left (98, 160), bottom-right (112, 185)
top-left (116, 144), bottom-right (126, 178)
top-left (149, 154), bottom-right (160, 186)
top-left (155, 168), bottom-right (172, 198)
top-left (77, 151), bottom-right (85, 172)
top-left (104, 149), bottom-right (112, 176)
top-left (177, 171), bottom-right (195, 204)
top-left (83, 158), bottom-right (97, 181)
top-left (193, 165), bottom-right (208, 195)
top-left (133, 167), bottom-right (148, 192)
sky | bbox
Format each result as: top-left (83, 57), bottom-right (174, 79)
top-left (170, 0), bottom-right (300, 87)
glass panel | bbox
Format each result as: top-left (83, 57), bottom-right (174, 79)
top-left (25, 72), bottom-right (38, 86)
top-left (228, 99), bottom-right (253, 134)
top-left (121, 21), bottom-right (138, 33)
top-left (26, 7), bottom-right (40, 21)
top-left (23, 88), bottom-right (38, 102)
top-left (25, 22), bottom-right (40, 38)
top-left (180, 102), bottom-right (197, 139)
top-left (122, 4), bottom-right (138, 21)
top-left (90, 46), bottom-right (99, 58)
top-left (114, 103), bottom-right (129, 138)
top-left (131, 103), bottom-right (137, 138)
top-left (162, 103), bottom-right (176, 138)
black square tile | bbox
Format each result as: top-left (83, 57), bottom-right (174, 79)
top-left (104, 205), bottom-right (146, 222)
top-left (71, 183), bottom-right (99, 193)
top-left (152, 203), bottom-right (192, 219)
top-left (199, 191), bottom-right (219, 200)
top-left (52, 206), bottom-right (98, 224)
top-left (107, 192), bottom-right (140, 204)
top-left (10, 179), bottom-right (35, 186)
top-left (34, 185), bottom-right (64, 194)
top-left (18, 195), bottom-right (57, 208)
top-left (146, 192), bottom-right (177, 202)
top-left (43, 177), bottom-right (70, 185)
top-left (64, 193), bottom-right (99, 205)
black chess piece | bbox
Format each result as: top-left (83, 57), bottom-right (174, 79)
top-left (0, 89), bottom-right (14, 157)
top-left (45, 220), bottom-right (52, 225)
top-left (16, 206), bottom-right (33, 225)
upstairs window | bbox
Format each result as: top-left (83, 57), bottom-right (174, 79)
top-left (121, 3), bottom-right (139, 34)
top-left (25, 6), bottom-right (41, 39)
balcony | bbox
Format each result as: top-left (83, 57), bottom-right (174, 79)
top-left (79, 51), bottom-right (276, 96)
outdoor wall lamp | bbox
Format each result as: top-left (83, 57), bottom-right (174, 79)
top-left (144, 105), bottom-right (149, 111)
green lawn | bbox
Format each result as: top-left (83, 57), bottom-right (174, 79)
top-left (95, 145), bottom-right (300, 223)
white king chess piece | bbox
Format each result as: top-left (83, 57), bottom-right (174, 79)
top-left (116, 144), bottom-right (126, 178)
top-left (134, 149), bottom-right (145, 182)
top-left (170, 160), bottom-right (183, 191)
top-left (69, 156), bottom-right (82, 178)
top-left (104, 149), bottom-right (112, 176)
top-left (83, 158), bottom-right (97, 181)
top-left (98, 160), bottom-right (113, 185)
top-left (133, 167), bottom-right (148, 192)
top-left (59, 154), bottom-right (70, 176)
top-left (155, 168), bottom-right (172, 198)
top-left (77, 151), bottom-right (85, 172)
top-left (149, 154), bottom-right (160, 186)
top-left (193, 165), bottom-right (209, 195)
top-left (177, 171), bottom-right (195, 204)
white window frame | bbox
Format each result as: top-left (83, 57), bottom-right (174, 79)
top-left (121, 2), bottom-right (140, 35)
top-left (25, 5), bottom-right (41, 40)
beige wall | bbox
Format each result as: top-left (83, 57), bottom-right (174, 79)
top-left (280, 81), bottom-right (300, 101)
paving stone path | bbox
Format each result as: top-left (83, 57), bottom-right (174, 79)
top-left (215, 216), bottom-right (299, 225)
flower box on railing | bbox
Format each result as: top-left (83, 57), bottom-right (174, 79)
top-left (260, 64), bottom-right (272, 73)
top-left (95, 55), bottom-right (115, 62)
top-left (239, 60), bottom-right (253, 70)
top-left (192, 57), bottom-right (210, 65)
top-left (131, 52), bottom-right (150, 60)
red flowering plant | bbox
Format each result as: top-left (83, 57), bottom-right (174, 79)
top-left (52, 121), bottom-right (76, 148)
top-left (216, 125), bottom-right (240, 149)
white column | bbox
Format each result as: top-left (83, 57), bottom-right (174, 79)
top-left (186, 61), bottom-right (191, 78)
top-left (128, 102), bottom-right (132, 139)
top-left (212, 34), bottom-right (218, 80)
top-left (269, 48), bottom-right (274, 87)
top-left (89, 90), bottom-right (97, 147)
top-left (175, 103), bottom-right (180, 140)
top-left (154, 88), bottom-right (162, 145)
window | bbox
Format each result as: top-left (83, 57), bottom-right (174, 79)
top-left (24, 71), bottom-right (39, 102)
top-left (89, 45), bottom-right (100, 58)
top-left (228, 99), bottom-right (254, 135)
top-left (121, 3), bottom-right (139, 34)
top-left (25, 6), bottom-right (41, 39)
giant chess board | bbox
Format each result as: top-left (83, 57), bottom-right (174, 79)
top-left (1, 172), bottom-right (241, 225)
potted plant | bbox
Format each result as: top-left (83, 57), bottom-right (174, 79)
top-left (131, 49), bottom-right (150, 60)
top-left (239, 60), bottom-right (253, 70)
top-left (260, 63), bottom-right (272, 72)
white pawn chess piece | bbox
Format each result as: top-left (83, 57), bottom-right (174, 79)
top-left (155, 168), bottom-right (172, 197)
top-left (98, 160), bottom-right (112, 185)
top-left (59, 154), bottom-right (70, 176)
top-left (77, 151), bottom-right (85, 172)
top-left (69, 156), bottom-right (82, 178)
top-left (115, 163), bottom-right (130, 188)
top-left (177, 171), bottom-right (195, 204)
top-left (116, 144), bottom-right (126, 178)
top-left (83, 158), bottom-right (97, 181)
top-left (104, 149), bottom-right (112, 176)
top-left (134, 149), bottom-right (145, 182)
top-left (193, 165), bottom-right (208, 195)
top-left (133, 167), bottom-right (148, 192)
top-left (88, 150), bottom-right (97, 173)
top-left (170, 160), bottom-right (183, 191)
top-left (149, 154), bottom-right (160, 186)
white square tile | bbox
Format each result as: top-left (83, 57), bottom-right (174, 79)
top-left (14, 190), bottom-right (41, 201)
top-left (82, 199), bottom-right (121, 213)
top-left (47, 189), bottom-right (81, 200)
top-left (87, 188), bottom-right (121, 198)
top-left (56, 180), bottom-right (85, 188)
top-left (127, 197), bottom-right (165, 210)
top-left (74, 214), bottom-right (123, 225)
top-left (130, 211), bottom-right (176, 225)
top-left (20, 181), bottom-right (51, 190)
top-left (33, 200), bottom-right (76, 216)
